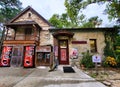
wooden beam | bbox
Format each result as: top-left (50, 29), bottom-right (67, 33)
top-left (3, 40), bottom-right (38, 44)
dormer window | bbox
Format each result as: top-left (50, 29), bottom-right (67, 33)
top-left (28, 13), bottom-right (31, 18)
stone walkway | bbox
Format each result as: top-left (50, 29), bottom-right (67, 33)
top-left (84, 68), bottom-right (120, 87)
top-left (0, 66), bottom-right (106, 87)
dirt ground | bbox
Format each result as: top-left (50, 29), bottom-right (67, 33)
top-left (82, 68), bottom-right (120, 87)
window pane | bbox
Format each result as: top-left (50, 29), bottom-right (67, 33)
top-left (90, 39), bottom-right (97, 53)
top-left (60, 41), bottom-right (67, 48)
top-left (12, 47), bottom-right (22, 56)
top-left (13, 48), bottom-right (18, 56)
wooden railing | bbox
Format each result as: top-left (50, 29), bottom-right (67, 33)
top-left (5, 35), bottom-right (39, 41)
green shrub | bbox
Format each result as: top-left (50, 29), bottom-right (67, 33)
top-left (80, 51), bottom-right (95, 68)
top-left (116, 56), bottom-right (120, 67)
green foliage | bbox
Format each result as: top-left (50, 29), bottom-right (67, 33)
top-left (49, 0), bottom-right (103, 28)
top-left (90, 73), bottom-right (97, 78)
top-left (49, 14), bottom-right (63, 28)
top-left (104, 27), bottom-right (118, 57)
top-left (49, 0), bottom-right (120, 27)
top-left (81, 16), bottom-right (102, 28)
top-left (116, 56), bottom-right (120, 67)
top-left (85, 0), bottom-right (120, 23)
top-left (80, 51), bottom-right (95, 68)
top-left (49, 0), bottom-right (84, 28)
top-left (49, 14), bottom-right (71, 28)
top-left (0, 29), bottom-right (2, 39)
top-left (114, 34), bottom-right (120, 67)
top-left (104, 39), bottom-right (115, 57)
top-left (106, 0), bottom-right (120, 21)
top-left (115, 36), bottom-right (120, 46)
top-left (64, 0), bottom-right (82, 26)
top-left (0, 0), bottom-right (22, 22)
top-left (103, 26), bottom-right (120, 68)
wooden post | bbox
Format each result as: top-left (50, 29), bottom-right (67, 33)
top-left (92, 54), bottom-right (101, 75)
top-left (0, 26), bottom-right (6, 57)
top-left (50, 52), bottom-right (54, 69)
top-left (95, 62), bottom-right (98, 75)
top-left (33, 24), bottom-right (37, 40)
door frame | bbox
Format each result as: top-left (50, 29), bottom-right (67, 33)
top-left (11, 46), bottom-right (23, 67)
top-left (58, 40), bottom-right (69, 64)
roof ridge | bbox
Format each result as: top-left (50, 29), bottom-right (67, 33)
top-left (8, 6), bottom-right (52, 26)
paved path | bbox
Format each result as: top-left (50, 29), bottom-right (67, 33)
top-left (0, 66), bottom-right (106, 87)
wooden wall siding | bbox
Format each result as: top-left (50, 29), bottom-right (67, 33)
top-left (5, 26), bottom-right (40, 41)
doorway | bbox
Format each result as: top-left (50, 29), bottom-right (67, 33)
top-left (37, 52), bottom-right (50, 66)
top-left (11, 46), bottom-right (23, 67)
top-left (59, 40), bottom-right (69, 64)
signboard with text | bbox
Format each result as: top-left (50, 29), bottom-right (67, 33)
top-left (92, 55), bottom-right (101, 63)
top-left (36, 46), bottom-right (51, 52)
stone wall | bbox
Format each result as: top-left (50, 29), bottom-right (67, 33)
top-left (40, 30), bottom-right (53, 46)
top-left (14, 10), bottom-right (50, 29)
top-left (71, 31), bottom-right (105, 55)
top-left (69, 31), bottom-right (106, 67)
top-left (12, 10), bottom-right (53, 46)
top-left (10, 8), bottom-right (106, 67)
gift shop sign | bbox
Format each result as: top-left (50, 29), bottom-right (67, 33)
top-left (36, 46), bottom-right (51, 52)
top-left (92, 54), bottom-right (101, 75)
top-left (92, 55), bottom-right (101, 63)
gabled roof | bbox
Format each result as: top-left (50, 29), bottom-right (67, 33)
top-left (9, 6), bottom-right (52, 26)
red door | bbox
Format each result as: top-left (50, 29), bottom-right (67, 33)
top-left (59, 40), bottom-right (69, 64)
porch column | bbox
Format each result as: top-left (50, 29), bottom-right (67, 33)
top-left (33, 24), bottom-right (37, 40)
top-left (5, 27), bottom-right (9, 40)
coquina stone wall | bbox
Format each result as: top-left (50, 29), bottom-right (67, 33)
top-left (11, 8), bottom-right (106, 67)
top-left (69, 31), bottom-right (106, 67)
top-left (12, 10), bottom-right (53, 46)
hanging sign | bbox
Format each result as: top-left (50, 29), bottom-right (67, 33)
top-left (36, 46), bottom-right (51, 52)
